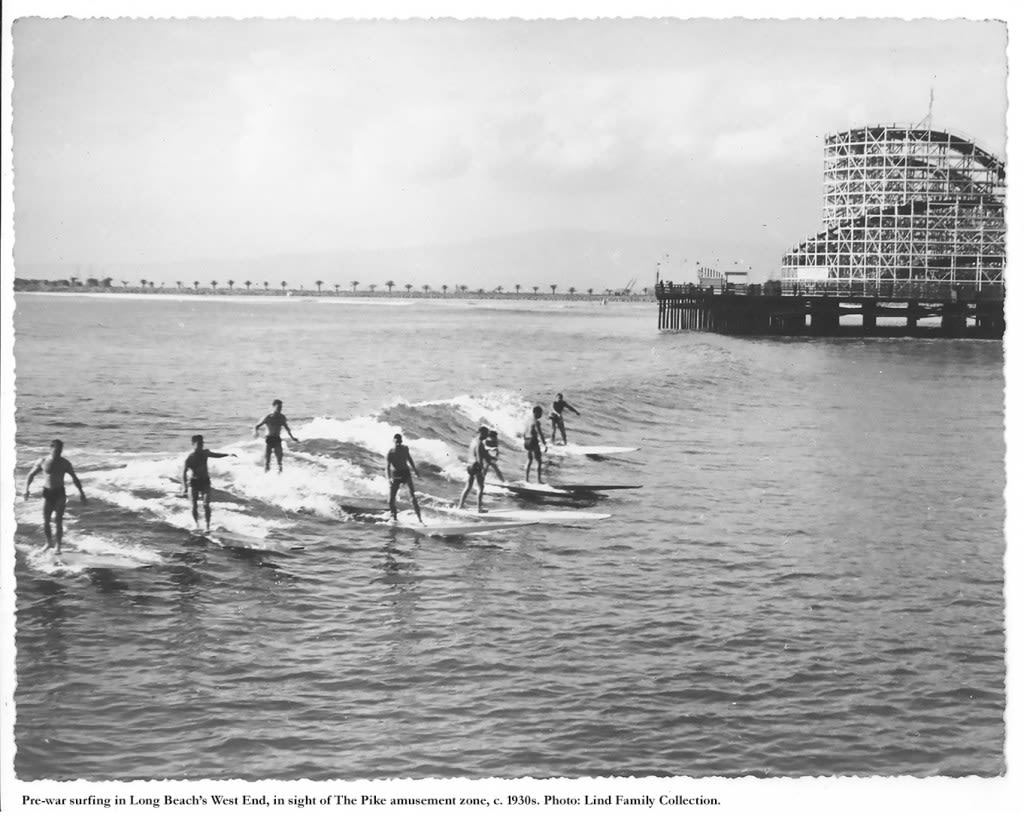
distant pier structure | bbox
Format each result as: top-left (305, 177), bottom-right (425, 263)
top-left (658, 125), bottom-right (1005, 339)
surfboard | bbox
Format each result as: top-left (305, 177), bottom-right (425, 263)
top-left (336, 496), bottom-right (391, 515)
top-left (53, 550), bottom-right (142, 570)
top-left (547, 445), bottom-right (640, 457)
top-left (469, 509), bottom-right (612, 524)
top-left (488, 481), bottom-right (577, 498)
top-left (193, 529), bottom-right (279, 549)
top-left (206, 530), bottom-right (262, 549)
top-left (554, 483), bottom-right (644, 492)
top-left (492, 481), bottom-right (642, 497)
top-left (17, 540), bottom-right (152, 571)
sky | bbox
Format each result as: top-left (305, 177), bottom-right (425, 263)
top-left (1, 5), bottom-right (1023, 824)
top-left (7, 7), bottom-right (1010, 290)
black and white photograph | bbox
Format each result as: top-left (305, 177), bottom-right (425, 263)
top-left (1, 1), bottom-right (1018, 822)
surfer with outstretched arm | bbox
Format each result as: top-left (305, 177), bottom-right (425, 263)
top-left (253, 398), bottom-right (300, 472)
top-left (523, 405), bottom-right (548, 483)
top-left (549, 392), bottom-right (580, 445)
top-left (458, 425), bottom-right (495, 512)
top-left (386, 433), bottom-right (423, 524)
top-left (23, 439), bottom-right (87, 554)
top-left (181, 435), bottom-right (236, 532)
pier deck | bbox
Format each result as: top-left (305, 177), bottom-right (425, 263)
top-left (655, 284), bottom-right (1004, 340)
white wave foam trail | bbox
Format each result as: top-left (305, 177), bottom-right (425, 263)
top-left (296, 415), bottom-right (462, 481)
top-left (79, 442), bottom-right (388, 528)
top-left (446, 391), bottom-right (532, 441)
top-left (299, 415), bottom-right (397, 448)
top-left (18, 534), bottom-right (163, 575)
top-left (88, 455), bottom-right (183, 489)
top-left (293, 392), bottom-right (535, 483)
top-left (14, 499), bottom-right (80, 528)
top-left (294, 453), bottom-right (391, 498)
top-left (223, 456), bottom-right (375, 517)
top-left (80, 454), bottom-right (290, 538)
top-left (71, 535), bottom-right (163, 565)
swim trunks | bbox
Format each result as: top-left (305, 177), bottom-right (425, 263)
top-left (190, 477), bottom-right (212, 493)
top-left (42, 487), bottom-right (67, 505)
top-left (265, 435), bottom-right (282, 447)
top-left (467, 461), bottom-right (483, 477)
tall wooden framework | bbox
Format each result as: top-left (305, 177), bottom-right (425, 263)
top-left (781, 126), bottom-right (1005, 293)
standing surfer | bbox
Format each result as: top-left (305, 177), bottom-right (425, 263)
top-left (254, 398), bottom-right (300, 472)
top-left (484, 429), bottom-right (505, 483)
top-left (523, 405), bottom-right (548, 483)
top-left (549, 392), bottom-right (581, 445)
top-left (181, 435), bottom-right (236, 532)
top-left (23, 439), bottom-right (87, 554)
top-left (386, 433), bottom-right (423, 524)
top-left (458, 425), bottom-right (499, 511)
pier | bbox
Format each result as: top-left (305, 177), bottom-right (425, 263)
top-left (655, 283), bottom-right (1004, 339)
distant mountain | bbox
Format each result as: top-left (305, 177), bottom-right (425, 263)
top-left (15, 229), bottom-right (695, 293)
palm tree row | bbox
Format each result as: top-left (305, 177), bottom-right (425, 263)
top-left (92, 279), bottom-right (653, 299)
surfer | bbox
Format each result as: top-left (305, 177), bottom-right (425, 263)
top-left (254, 398), bottom-right (300, 472)
top-left (549, 392), bottom-right (581, 445)
top-left (23, 439), bottom-right (87, 554)
top-left (484, 429), bottom-right (505, 482)
top-left (523, 405), bottom-right (548, 483)
top-left (181, 435), bottom-right (236, 532)
top-left (458, 425), bottom-right (498, 511)
top-left (386, 433), bottom-right (423, 524)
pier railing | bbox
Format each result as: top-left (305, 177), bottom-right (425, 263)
top-left (655, 281), bottom-right (1004, 302)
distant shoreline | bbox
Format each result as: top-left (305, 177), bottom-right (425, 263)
top-left (11, 284), bottom-right (656, 302)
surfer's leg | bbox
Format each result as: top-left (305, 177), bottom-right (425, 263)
top-left (53, 497), bottom-right (67, 553)
top-left (202, 491), bottom-right (212, 532)
top-left (190, 487), bottom-right (201, 527)
top-left (41, 497), bottom-right (54, 549)
top-left (264, 441), bottom-right (272, 472)
top-left (458, 470), bottom-right (475, 508)
top-left (274, 441), bottom-right (284, 472)
top-left (402, 478), bottom-right (422, 523)
top-left (388, 479), bottom-right (399, 519)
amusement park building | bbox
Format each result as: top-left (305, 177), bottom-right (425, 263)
top-left (781, 125), bottom-right (1006, 295)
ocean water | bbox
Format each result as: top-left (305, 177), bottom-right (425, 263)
top-left (9, 293), bottom-right (1005, 779)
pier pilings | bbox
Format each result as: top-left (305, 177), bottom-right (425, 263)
top-left (654, 285), bottom-right (1004, 340)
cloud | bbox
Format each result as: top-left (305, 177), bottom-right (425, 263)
top-left (10, 17), bottom-right (1008, 282)
top-left (475, 69), bottom-right (708, 190)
